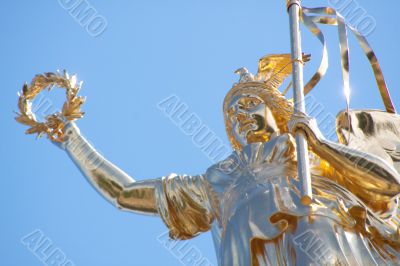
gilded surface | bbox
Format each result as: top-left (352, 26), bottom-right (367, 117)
top-left (18, 48), bottom-right (400, 265)
top-left (15, 0), bottom-right (400, 264)
top-left (14, 0), bottom-right (400, 259)
top-left (18, 59), bottom-right (400, 265)
top-left (15, 71), bottom-right (85, 142)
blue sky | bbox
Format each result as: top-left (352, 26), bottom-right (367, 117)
top-left (2, 1), bottom-right (400, 265)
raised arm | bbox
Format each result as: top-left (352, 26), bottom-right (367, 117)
top-left (57, 122), bottom-right (216, 237)
top-left (60, 122), bottom-right (161, 215)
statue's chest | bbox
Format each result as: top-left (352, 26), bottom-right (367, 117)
top-left (219, 164), bottom-right (300, 228)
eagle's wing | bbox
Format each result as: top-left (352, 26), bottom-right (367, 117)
top-left (336, 109), bottom-right (400, 173)
top-left (259, 53), bottom-right (311, 90)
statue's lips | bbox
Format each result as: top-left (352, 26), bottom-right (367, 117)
top-left (239, 119), bottom-right (257, 135)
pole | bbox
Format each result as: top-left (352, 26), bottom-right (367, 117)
top-left (287, 0), bottom-right (313, 202)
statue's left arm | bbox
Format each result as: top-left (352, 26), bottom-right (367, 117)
top-left (291, 115), bottom-right (400, 211)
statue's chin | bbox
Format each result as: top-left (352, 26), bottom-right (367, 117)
top-left (246, 131), bottom-right (270, 144)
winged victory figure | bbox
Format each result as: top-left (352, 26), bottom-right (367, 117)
top-left (37, 54), bottom-right (400, 265)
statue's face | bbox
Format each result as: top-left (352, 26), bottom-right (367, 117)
top-left (227, 93), bottom-right (279, 147)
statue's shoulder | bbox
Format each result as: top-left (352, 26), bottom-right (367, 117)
top-left (207, 152), bottom-right (240, 177)
top-left (205, 152), bottom-right (241, 193)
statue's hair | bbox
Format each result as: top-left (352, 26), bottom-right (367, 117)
top-left (223, 82), bottom-right (293, 150)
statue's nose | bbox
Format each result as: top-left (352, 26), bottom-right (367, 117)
top-left (236, 112), bottom-right (247, 122)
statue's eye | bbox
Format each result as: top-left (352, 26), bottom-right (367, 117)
top-left (245, 98), bottom-right (261, 109)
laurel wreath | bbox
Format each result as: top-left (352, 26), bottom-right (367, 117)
top-left (15, 71), bottom-right (85, 143)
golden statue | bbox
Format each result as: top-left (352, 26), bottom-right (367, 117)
top-left (15, 0), bottom-right (400, 263)
top-left (16, 53), bottom-right (400, 265)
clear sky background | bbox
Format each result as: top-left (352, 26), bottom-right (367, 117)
top-left (2, 1), bottom-right (400, 265)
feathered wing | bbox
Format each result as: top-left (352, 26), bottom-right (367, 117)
top-left (258, 53), bottom-right (311, 90)
top-left (336, 110), bottom-right (400, 174)
top-left (336, 110), bottom-right (400, 225)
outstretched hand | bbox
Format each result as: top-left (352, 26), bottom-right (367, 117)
top-left (52, 121), bottom-right (81, 150)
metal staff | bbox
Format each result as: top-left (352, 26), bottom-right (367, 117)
top-left (287, 0), bottom-right (312, 201)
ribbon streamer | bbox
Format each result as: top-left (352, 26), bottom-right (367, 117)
top-left (300, 6), bottom-right (396, 114)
